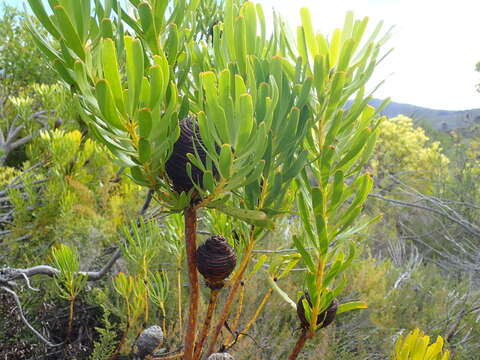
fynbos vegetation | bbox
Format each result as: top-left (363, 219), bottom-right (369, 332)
top-left (0, 1), bottom-right (479, 359)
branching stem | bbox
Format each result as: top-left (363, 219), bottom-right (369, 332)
top-left (183, 206), bottom-right (199, 360)
top-left (193, 289), bottom-right (219, 360)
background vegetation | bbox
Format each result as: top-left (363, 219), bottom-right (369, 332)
top-left (0, 1), bottom-right (479, 359)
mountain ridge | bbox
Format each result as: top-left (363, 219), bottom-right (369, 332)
top-left (355, 99), bottom-right (480, 131)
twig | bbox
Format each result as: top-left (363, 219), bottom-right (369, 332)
top-left (369, 193), bottom-right (480, 238)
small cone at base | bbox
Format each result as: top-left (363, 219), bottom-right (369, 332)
top-left (296, 293), bottom-right (338, 330)
top-left (196, 235), bottom-right (236, 290)
top-left (133, 325), bottom-right (164, 359)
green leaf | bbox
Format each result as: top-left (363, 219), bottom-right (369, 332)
top-left (130, 166), bottom-right (150, 186)
top-left (237, 93), bottom-right (254, 151)
top-left (296, 189), bottom-right (315, 245)
top-left (149, 65), bottom-right (165, 109)
top-left (335, 128), bottom-right (371, 171)
top-left (53, 5), bottom-right (85, 59)
top-left (219, 144), bottom-right (232, 179)
top-left (125, 36), bottom-right (145, 115)
top-left (299, 8), bottom-right (318, 57)
top-left (27, 0), bottom-right (61, 39)
top-left (165, 24), bottom-right (178, 66)
top-left (336, 301), bottom-right (368, 315)
top-left (138, 138), bottom-right (151, 164)
top-left (250, 255), bottom-right (267, 278)
top-left (234, 16), bottom-right (247, 75)
top-left (100, 18), bottom-right (114, 38)
top-left (311, 187), bottom-right (328, 254)
top-left (101, 38), bottom-right (126, 116)
top-left (243, 2), bottom-right (257, 55)
top-left (209, 203), bottom-right (274, 229)
top-left (203, 170), bottom-right (216, 193)
top-left (95, 79), bottom-right (126, 131)
top-left (138, 1), bottom-right (159, 53)
top-left (329, 171), bottom-right (344, 211)
top-left (138, 108), bottom-right (153, 138)
top-left (293, 235), bottom-right (315, 273)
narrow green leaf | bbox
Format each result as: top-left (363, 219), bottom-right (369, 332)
top-left (95, 79), bottom-right (126, 131)
top-left (100, 18), bottom-right (114, 38)
top-left (101, 38), bottom-right (126, 116)
top-left (336, 301), bottom-right (368, 315)
top-left (209, 203), bottom-right (274, 229)
top-left (293, 235), bottom-right (315, 273)
top-left (243, 2), bottom-right (257, 55)
top-left (219, 144), bottom-right (232, 179)
top-left (250, 255), bottom-right (267, 278)
top-left (27, 0), bottom-right (61, 39)
top-left (237, 93), bottom-right (254, 151)
top-left (329, 171), bottom-right (344, 211)
top-left (234, 16), bottom-right (247, 75)
top-left (165, 24), bottom-right (178, 66)
top-left (138, 138), bottom-right (151, 163)
top-left (138, 108), bottom-right (152, 138)
top-left (53, 5), bottom-right (85, 59)
top-left (138, 1), bottom-right (159, 53)
top-left (299, 8), bottom-right (318, 57)
top-left (125, 36), bottom-right (145, 115)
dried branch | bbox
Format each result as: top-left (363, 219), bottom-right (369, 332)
top-left (1, 286), bottom-right (62, 347)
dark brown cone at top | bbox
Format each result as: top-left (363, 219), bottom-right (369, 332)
top-left (196, 235), bottom-right (236, 290)
top-left (165, 116), bottom-right (207, 193)
top-left (296, 293), bottom-right (338, 330)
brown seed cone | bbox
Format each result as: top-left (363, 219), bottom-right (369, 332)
top-left (165, 116), bottom-right (207, 193)
top-left (196, 235), bottom-right (236, 290)
top-left (133, 325), bottom-right (164, 358)
top-left (296, 293), bottom-right (338, 329)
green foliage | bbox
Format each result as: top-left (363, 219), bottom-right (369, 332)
top-left (7, 1), bottom-right (477, 360)
top-left (51, 243), bottom-right (87, 300)
top-left (5, 129), bottom-right (143, 264)
top-left (0, 4), bottom-right (56, 89)
top-left (89, 290), bottom-right (120, 360)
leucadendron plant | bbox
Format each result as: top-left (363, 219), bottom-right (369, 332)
top-left (28, 0), bottom-right (391, 358)
top-left (50, 243), bottom-right (87, 338)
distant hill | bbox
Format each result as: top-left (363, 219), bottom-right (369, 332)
top-left (351, 99), bottom-right (480, 131)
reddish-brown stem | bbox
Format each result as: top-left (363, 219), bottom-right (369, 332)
top-left (207, 240), bottom-right (255, 356)
top-left (193, 289), bottom-right (219, 360)
top-left (184, 206), bottom-right (199, 360)
top-left (288, 330), bottom-right (309, 360)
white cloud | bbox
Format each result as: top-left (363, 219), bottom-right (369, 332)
top-left (258, 0), bottom-right (480, 109)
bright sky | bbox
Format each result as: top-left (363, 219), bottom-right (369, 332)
top-left (5, 0), bottom-right (480, 110)
top-left (259, 0), bottom-right (480, 110)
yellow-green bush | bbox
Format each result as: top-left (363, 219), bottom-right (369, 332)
top-left (371, 115), bottom-right (450, 192)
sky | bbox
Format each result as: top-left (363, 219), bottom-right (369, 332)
top-left (4, 0), bottom-right (480, 110)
